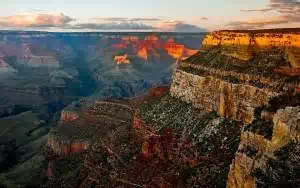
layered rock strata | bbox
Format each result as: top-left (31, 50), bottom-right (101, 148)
top-left (171, 30), bottom-right (300, 124)
top-left (169, 29), bottom-right (300, 188)
top-left (202, 29), bottom-right (300, 67)
top-left (227, 107), bottom-right (300, 188)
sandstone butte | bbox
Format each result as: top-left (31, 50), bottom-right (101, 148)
top-left (113, 35), bottom-right (199, 61)
top-left (113, 54), bottom-right (131, 64)
top-left (44, 29), bottom-right (299, 188)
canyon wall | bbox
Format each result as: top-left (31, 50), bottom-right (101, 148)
top-left (202, 30), bottom-right (300, 67)
top-left (170, 70), bottom-right (279, 124)
top-left (170, 29), bottom-right (300, 187)
top-left (227, 106), bottom-right (300, 188)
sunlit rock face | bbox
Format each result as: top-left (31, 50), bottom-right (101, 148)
top-left (137, 46), bottom-right (149, 60)
top-left (113, 54), bottom-right (130, 64)
top-left (112, 34), bottom-right (199, 61)
top-left (171, 29), bottom-right (300, 123)
top-left (202, 30), bottom-right (300, 67)
top-left (169, 29), bottom-right (300, 187)
top-left (164, 39), bottom-right (198, 59)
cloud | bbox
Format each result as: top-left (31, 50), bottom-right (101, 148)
top-left (0, 13), bottom-right (74, 28)
top-left (91, 17), bottom-right (161, 23)
top-left (69, 20), bottom-right (206, 32)
top-left (91, 17), bottom-right (129, 22)
top-left (0, 13), bottom-right (206, 32)
top-left (240, 8), bottom-right (273, 12)
top-left (155, 21), bottom-right (207, 32)
top-left (201, 17), bottom-right (208, 20)
top-left (130, 18), bottom-right (162, 22)
top-left (68, 22), bottom-right (155, 31)
top-left (229, 0), bottom-right (300, 29)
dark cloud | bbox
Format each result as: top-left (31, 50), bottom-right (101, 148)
top-left (172, 23), bottom-right (207, 32)
top-left (240, 8), bottom-right (273, 12)
top-left (156, 21), bottom-right (207, 32)
top-left (269, 0), bottom-right (300, 9)
top-left (91, 17), bottom-right (161, 23)
top-left (68, 22), bottom-right (155, 31)
top-left (91, 17), bottom-right (129, 22)
top-left (130, 18), bottom-right (161, 22)
top-left (201, 17), bottom-right (208, 20)
top-left (231, 0), bottom-right (300, 29)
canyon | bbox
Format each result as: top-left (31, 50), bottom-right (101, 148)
top-left (0, 32), bottom-right (205, 187)
top-left (40, 29), bottom-right (299, 188)
top-left (112, 35), bottom-right (199, 62)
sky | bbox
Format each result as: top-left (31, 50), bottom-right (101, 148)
top-left (0, 0), bottom-right (299, 32)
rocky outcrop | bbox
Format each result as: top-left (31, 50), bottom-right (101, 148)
top-left (111, 35), bottom-right (199, 61)
top-left (47, 100), bottom-right (134, 156)
top-left (171, 29), bottom-right (300, 123)
top-left (60, 110), bottom-right (80, 123)
top-left (271, 107), bottom-right (300, 150)
top-left (113, 54), bottom-right (130, 64)
top-left (169, 29), bottom-right (300, 187)
top-left (202, 30), bottom-right (300, 67)
top-left (164, 40), bottom-right (198, 59)
top-left (47, 137), bottom-right (89, 156)
top-left (171, 70), bottom-right (279, 123)
top-left (227, 107), bottom-right (300, 188)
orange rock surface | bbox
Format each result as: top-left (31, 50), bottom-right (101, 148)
top-left (137, 46), bottom-right (148, 60)
top-left (111, 35), bottom-right (198, 61)
top-left (113, 54), bottom-right (130, 64)
top-left (202, 30), bottom-right (300, 66)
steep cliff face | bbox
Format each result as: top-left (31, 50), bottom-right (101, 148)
top-left (171, 30), bottom-right (300, 123)
top-left (227, 107), bottom-right (300, 188)
top-left (41, 30), bottom-right (299, 187)
top-left (202, 30), bottom-right (300, 67)
top-left (171, 70), bottom-right (279, 124)
top-left (168, 29), bottom-right (300, 188)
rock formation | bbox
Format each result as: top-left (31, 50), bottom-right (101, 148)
top-left (170, 29), bottom-right (300, 188)
top-left (41, 29), bottom-right (299, 188)
top-left (227, 107), bottom-right (300, 188)
top-left (47, 100), bottom-right (134, 156)
top-left (113, 54), bottom-right (131, 64)
top-left (202, 30), bottom-right (300, 67)
top-left (172, 29), bottom-right (300, 123)
top-left (111, 34), bottom-right (199, 61)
